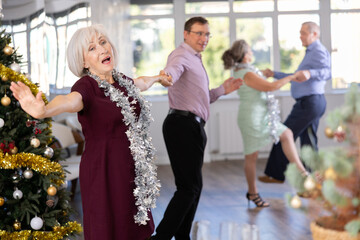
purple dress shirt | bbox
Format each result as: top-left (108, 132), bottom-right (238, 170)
top-left (164, 42), bottom-right (225, 121)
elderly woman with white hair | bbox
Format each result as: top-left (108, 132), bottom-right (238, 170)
top-left (10, 24), bottom-right (172, 239)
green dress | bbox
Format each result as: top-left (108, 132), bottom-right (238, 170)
top-left (235, 68), bottom-right (287, 155)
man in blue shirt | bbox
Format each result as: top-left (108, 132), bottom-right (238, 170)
top-left (259, 21), bottom-right (331, 182)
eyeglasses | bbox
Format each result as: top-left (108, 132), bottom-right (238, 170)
top-left (188, 31), bottom-right (212, 38)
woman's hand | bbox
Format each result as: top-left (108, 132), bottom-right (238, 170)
top-left (134, 72), bottom-right (173, 91)
top-left (261, 68), bottom-right (274, 78)
top-left (10, 81), bottom-right (46, 119)
top-left (159, 70), bottom-right (173, 87)
top-left (294, 70), bottom-right (311, 82)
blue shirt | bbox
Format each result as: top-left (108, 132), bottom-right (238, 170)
top-left (274, 40), bottom-right (331, 99)
top-left (164, 42), bottom-right (225, 121)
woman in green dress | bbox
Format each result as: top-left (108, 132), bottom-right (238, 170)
top-left (222, 40), bottom-right (308, 207)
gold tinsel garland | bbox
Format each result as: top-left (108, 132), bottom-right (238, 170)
top-left (0, 152), bottom-right (65, 185)
top-left (0, 62), bottom-right (53, 144)
top-left (0, 221), bottom-right (82, 240)
top-left (0, 63), bottom-right (48, 104)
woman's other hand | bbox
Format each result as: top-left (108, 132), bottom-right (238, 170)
top-left (10, 81), bottom-right (46, 119)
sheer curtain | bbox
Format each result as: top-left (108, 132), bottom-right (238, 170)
top-left (90, 0), bottom-right (133, 76)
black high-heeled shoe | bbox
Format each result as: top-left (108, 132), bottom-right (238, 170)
top-left (246, 192), bottom-right (270, 208)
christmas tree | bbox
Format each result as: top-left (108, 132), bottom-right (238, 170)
top-left (0, 28), bottom-right (82, 239)
top-left (285, 83), bottom-right (360, 238)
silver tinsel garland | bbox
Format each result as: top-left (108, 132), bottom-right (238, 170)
top-left (88, 70), bottom-right (161, 225)
top-left (235, 63), bottom-right (281, 144)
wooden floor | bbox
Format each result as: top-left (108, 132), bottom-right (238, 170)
top-left (69, 159), bottom-right (313, 240)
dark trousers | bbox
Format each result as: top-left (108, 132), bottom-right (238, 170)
top-left (264, 94), bottom-right (326, 181)
top-left (153, 113), bottom-right (207, 240)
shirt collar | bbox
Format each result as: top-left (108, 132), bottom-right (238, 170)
top-left (306, 39), bottom-right (320, 51)
top-left (182, 42), bottom-right (202, 58)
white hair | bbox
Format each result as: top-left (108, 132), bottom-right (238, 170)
top-left (66, 24), bottom-right (118, 77)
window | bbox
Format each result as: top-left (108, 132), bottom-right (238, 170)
top-left (203, 17), bottom-right (230, 89)
top-left (1, 3), bottom-right (90, 94)
top-left (277, 0), bottom-right (319, 11)
top-left (331, 13), bottom-right (360, 88)
top-left (128, 0), bottom-right (360, 94)
top-left (331, 0), bottom-right (360, 10)
top-left (234, 0), bottom-right (274, 12)
top-left (131, 18), bottom-right (175, 95)
top-left (130, 3), bottom-right (173, 15)
top-left (185, 1), bottom-right (229, 14)
top-left (46, 3), bottom-right (91, 93)
top-left (2, 10), bottom-right (46, 91)
top-left (236, 18), bottom-right (273, 70)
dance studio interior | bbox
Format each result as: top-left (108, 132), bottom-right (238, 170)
top-left (0, 0), bottom-right (359, 239)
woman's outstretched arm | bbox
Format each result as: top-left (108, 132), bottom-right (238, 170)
top-left (10, 81), bottom-right (83, 119)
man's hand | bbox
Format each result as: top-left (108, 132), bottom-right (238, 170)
top-left (261, 68), bottom-right (274, 78)
top-left (294, 70), bottom-right (311, 82)
top-left (159, 70), bottom-right (173, 87)
top-left (223, 77), bottom-right (243, 94)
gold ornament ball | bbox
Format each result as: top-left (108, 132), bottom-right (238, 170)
top-left (0, 197), bottom-right (5, 206)
top-left (290, 195), bottom-right (302, 209)
top-left (336, 124), bottom-right (345, 132)
top-left (1, 74), bottom-right (8, 81)
top-left (10, 146), bottom-right (18, 155)
top-left (304, 175), bottom-right (316, 191)
top-left (30, 138), bottom-right (41, 148)
top-left (13, 220), bottom-right (21, 231)
top-left (47, 186), bottom-right (57, 196)
top-left (1, 96), bottom-right (11, 106)
top-left (325, 167), bottom-right (337, 180)
top-left (3, 45), bottom-right (14, 55)
top-left (324, 127), bottom-right (334, 138)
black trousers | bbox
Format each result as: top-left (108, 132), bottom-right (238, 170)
top-left (264, 94), bottom-right (327, 180)
top-left (153, 113), bottom-right (207, 240)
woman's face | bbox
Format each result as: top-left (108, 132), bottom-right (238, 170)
top-left (83, 33), bottom-right (114, 78)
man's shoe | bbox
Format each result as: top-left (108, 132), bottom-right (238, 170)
top-left (258, 175), bottom-right (284, 184)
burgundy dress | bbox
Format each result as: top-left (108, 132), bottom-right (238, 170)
top-left (71, 75), bottom-right (154, 240)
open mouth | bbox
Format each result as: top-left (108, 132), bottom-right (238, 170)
top-left (102, 56), bottom-right (111, 64)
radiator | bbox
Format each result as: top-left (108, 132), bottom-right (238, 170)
top-left (217, 111), bottom-right (243, 154)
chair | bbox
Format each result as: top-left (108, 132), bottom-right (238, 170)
top-left (65, 115), bottom-right (82, 132)
top-left (51, 122), bottom-right (84, 199)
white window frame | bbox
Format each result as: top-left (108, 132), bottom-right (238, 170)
top-left (130, 0), bottom-right (360, 96)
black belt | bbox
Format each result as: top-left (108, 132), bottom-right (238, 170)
top-left (295, 94), bottom-right (322, 101)
top-left (168, 109), bottom-right (205, 126)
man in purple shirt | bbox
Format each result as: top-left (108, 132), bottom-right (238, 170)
top-left (151, 17), bottom-right (242, 240)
